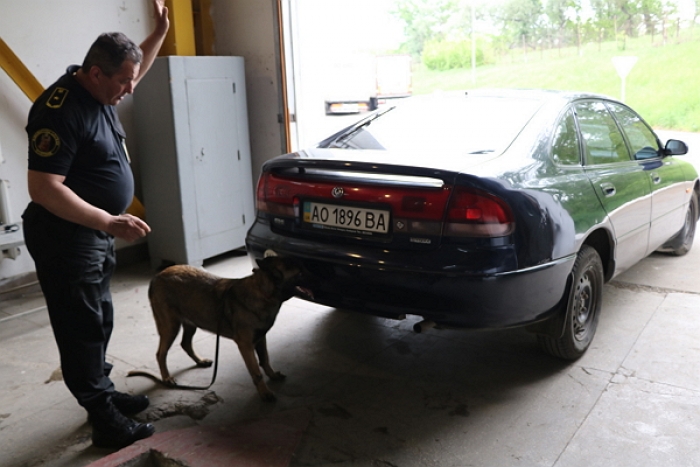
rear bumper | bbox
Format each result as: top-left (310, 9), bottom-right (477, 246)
top-left (246, 224), bottom-right (575, 329)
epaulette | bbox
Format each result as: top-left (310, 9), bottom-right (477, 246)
top-left (46, 87), bottom-right (69, 109)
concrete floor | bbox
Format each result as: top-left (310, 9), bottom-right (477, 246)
top-left (2, 233), bottom-right (700, 467)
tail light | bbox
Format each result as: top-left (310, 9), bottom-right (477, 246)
top-left (445, 187), bottom-right (514, 237)
top-left (256, 173), bottom-right (296, 217)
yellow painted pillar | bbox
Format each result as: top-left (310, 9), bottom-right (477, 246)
top-left (194, 0), bottom-right (216, 56)
top-left (159, 0), bottom-right (197, 56)
top-left (0, 37), bottom-right (43, 101)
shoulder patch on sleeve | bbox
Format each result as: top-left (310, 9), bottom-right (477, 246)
top-left (46, 87), bottom-right (69, 109)
top-left (31, 129), bottom-right (61, 157)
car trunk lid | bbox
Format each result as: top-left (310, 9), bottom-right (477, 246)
top-left (256, 160), bottom-right (514, 250)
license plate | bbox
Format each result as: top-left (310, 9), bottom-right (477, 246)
top-left (303, 201), bottom-right (390, 235)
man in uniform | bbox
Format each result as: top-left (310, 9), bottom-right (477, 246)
top-left (22, 0), bottom-right (169, 449)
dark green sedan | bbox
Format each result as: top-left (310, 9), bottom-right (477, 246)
top-left (246, 89), bottom-right (699, 360)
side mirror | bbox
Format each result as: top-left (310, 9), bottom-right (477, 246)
top-left (664, 139), bottom-right (688, 156)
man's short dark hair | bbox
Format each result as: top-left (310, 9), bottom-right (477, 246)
top-left (82, 32), bottom-right (143, 77)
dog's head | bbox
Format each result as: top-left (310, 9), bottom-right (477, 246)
top-left (255, 256), bottom-right (314, 302)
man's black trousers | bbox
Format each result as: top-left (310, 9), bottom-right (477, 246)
top-left (23, 202), bottom-right (116, 409)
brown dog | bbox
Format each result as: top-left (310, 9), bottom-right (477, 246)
top-left (145, 256), bottom-right (310, 401)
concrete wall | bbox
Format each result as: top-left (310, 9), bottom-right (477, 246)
top-left (209, 0), bottom-right (285, 184)
top-left (0, 0), bottom-right (285, 282)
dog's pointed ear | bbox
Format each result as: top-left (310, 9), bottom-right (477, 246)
top-left (256, 256), bottom-right (285, 283)
top-left (256, 257), bottom-right (274, 270)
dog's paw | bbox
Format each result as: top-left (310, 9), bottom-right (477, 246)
top-left (269, 371), bottom-right (286, 381)
top-left (164, 377), bottom-right (178, 388)
top-left (196, 359), bottom-right (213, 368)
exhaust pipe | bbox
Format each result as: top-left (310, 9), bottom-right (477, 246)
top-left (413, 319), bottom-right (436, 333)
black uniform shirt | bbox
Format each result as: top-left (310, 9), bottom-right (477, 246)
top-left (26, 65), bottom-right (134, 215)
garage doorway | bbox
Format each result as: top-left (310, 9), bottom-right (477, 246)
top-left (278, 0), bottom-right (405, 152)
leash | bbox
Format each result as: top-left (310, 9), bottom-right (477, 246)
top-left (127, 308), bottom-right (226, 391)
top-left (127, 332), bottom-right (221, 390)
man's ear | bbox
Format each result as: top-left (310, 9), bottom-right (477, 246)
top-left (87, 65), bottom-right (102, 83)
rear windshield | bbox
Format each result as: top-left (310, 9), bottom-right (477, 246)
top-left (329, 93), bottom-right (545, 156)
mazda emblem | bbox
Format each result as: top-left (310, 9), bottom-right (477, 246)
top-left (332, 187), bottom-right (344, 198)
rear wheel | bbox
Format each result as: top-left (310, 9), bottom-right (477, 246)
top-left (659, 193), bottom-right (698, 256)
top-left (538, 245), bottom-right (603, 360)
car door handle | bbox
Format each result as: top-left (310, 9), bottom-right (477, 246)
top-left (651, 172), bottom-right (661, 184)
top-left (600, 182), bottom-right (616, 197)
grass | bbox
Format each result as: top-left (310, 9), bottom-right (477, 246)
top-left (411, 30), bottom-right (700, 132)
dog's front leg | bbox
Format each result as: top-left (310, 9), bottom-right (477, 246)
top-left (255, 336), bottom-right (285, 381)
top-left (236, 339), bottom-right (276, 402)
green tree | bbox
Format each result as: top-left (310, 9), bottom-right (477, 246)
top-left (392, 0), bottom-right (459, 56)
top-left (589, 0), bottom-right (626, 44)
top-left (640, 0), bottom-right (663, 37)
top-left (490, 0), bottom-right (545, 50)
top-left (544, 0), bottom-right (574, 51)
top-left (393, 0), bottom-right (691, 61)
top-left (617, 0), bottom-right (643, 38)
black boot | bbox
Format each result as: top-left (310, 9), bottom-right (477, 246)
top-left (89, 400), bottom-right (155, 449)
top-left (112, 391), bottom-right (150, 415)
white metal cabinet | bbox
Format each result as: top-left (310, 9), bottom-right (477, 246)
top-left (133, 56), bottom-right (253, 268)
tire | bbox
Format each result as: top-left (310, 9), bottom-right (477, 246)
top-left (659, 193), bottom-right (698, 257)
top-left (538, 245), bottom-right (603, 360)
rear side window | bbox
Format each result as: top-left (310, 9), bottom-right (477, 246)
top-left (551, 108), bottom-right (581, 166)
top-left (575, 101), bottom-right (631, 165)
top-left (606, 102), bottom-right (661, 160)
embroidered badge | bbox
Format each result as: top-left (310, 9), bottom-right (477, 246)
top-left (31, 129), bottom-right (61, 157)
top-left (46, 87), bottom-right (69, 109)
